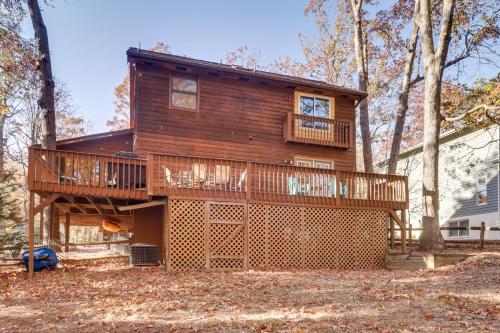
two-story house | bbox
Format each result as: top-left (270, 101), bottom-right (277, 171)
top-left (388, 125), bottom-right (499, 241)
top-left (26, 48), bottom-right (408, 274)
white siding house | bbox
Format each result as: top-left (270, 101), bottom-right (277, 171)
top-left (381, 125), bottom-right (499, 240)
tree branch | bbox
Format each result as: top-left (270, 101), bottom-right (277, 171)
top-left (440, 104), bottom-right (500, 122)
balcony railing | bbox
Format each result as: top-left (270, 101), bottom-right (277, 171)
top-left (29, 148), bottom-right (408, 210)
top-left (28, 148), bottom-right (148, 200)
top-left (283, 113), bottom-right (353, 148)
top-left (148, 153), bottom-right (408, 209)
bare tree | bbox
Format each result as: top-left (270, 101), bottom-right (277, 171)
top-left (350, 0), bottom-right (374, 172)
top-left (28, 0), bottom-right (55, 150)
top-left (417, 0), bottom-right (455, 250)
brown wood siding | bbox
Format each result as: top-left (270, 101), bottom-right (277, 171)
top-left (133, 63), bottom-right (357, 170)
top-left (56, 133), bottom-right (133, 155)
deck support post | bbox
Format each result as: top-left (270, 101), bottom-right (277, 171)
top-left (389, 216), bottom-right (395, 249)
top-left (39, 206), bottom-right (44, 244)
top-left (64, 212), bottom-right (70, 252)
top-left (28, 191), bottom-right (35, 278)
top-left (401, 209), bottom-right (407, 253)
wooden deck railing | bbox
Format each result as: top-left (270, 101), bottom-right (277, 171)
top-left (283, 113), bottom-right (353, 148)
top-left (28, 148), bottom-right (148, 199)
top-left (148, 153), bottom-right (408, 209)
top-left (28, 148), bottom-right (407, 209)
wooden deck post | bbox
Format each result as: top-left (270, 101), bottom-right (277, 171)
top-left (64, 212), bottom-right (70, 252)
top-left (401, 209), bottom-right (407, 253)
top-left (39, 207), bottom-right (44, 244)
top-left (389, 217), bottom-right (395, 249)
top-left (245, 162), bottom-right (252, 201)
top-left (408, 223), bottom-right (413, 248)
top-left (28, 191), bottom-right (35, 278)
top-left (480, 221), bottom-right (485, 250)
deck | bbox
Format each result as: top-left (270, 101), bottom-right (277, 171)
top-left (29, 147), bottom-right (408, 210)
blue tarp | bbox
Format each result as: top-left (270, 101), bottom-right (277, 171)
top-left (22, 247), bottom-right (58, 272)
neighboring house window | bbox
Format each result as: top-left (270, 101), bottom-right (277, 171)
top-left (295, 92), bottom-right (334, 130)
top-left (448, 219), bottom-right (469, 238)
top-left (171, 73), bottom-right (198, 109)
top-left (476, 174), bottom-right (488, 205)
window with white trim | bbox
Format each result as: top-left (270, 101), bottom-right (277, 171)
top-left (448, 219), bottom-right (469, 238)
top-left (296, 92), bottom-right (334, 130)
top-left (476, 174), bottom-right (488, 205)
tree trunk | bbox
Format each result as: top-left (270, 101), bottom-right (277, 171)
top-left (28, 0), bottom-right (59, 246)
top-left (387, 0), bottom-right (420, 175)
top-left (417, 0), bottom-right (455, 250)
top-left (0, 113), bottom-right (5, 181)
top-left (419, 65), bottom-right (443, 250)
top-left (28, 0), bottom-right (56, 150)
top-left (350, 0), bottom-right (373, 172)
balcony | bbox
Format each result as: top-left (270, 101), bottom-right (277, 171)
top-left (29, 148), bottom-right (408, 210)
top-left (283, 113), bottom-right (353, 148)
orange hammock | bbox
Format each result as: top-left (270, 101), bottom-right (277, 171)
top-left (102, 217), bottom-right (121, 233)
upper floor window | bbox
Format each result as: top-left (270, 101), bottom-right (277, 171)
top-left (171, 73), bottom-right (198, 110)
top-left (476, 173), bottom-right (488, 205)
top-left (295, 92), bottom-right (334, 130)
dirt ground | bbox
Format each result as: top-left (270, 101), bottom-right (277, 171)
top-left (0, 253), bottom-right (499, 333)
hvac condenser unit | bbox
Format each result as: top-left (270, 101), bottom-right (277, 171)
top-left (130, 243), bottom-right (159, 266)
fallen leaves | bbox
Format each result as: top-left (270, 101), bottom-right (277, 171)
top-left (0, 254), bottom-right (498, 332)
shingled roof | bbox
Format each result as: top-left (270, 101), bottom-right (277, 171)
top-left (127, 48), bottom-right (367, 98)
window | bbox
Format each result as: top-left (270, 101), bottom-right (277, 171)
top-left (476, 174), bottom-right (488, 205)
top-left (294, 158), bottom-right (334, 196)
top-left (171, 73), bottom-right (198, 109)
top-left (448, 219), bottom-right (469, 238)
top-left (296, 158), bottom-right (333, 169)
top-left (296, 92), bottom-right (334, 130)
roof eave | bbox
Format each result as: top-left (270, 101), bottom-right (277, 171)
top-left (127, 48), bottom-right (367, 99)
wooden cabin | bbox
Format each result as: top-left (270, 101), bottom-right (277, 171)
top-left (27, 48), bottom-right (408, 274)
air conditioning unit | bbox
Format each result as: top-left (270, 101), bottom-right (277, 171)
top-left (130, 243), bottom-right (159, 266)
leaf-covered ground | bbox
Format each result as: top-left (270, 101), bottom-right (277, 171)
top-left (0, 253), bottom-right (499, 332)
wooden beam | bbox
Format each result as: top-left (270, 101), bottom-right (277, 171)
top-left (28, 191), bottom-right (35, 278)
top-left (64, 213), bottom-right (70, 252)
top-left (39, 208), bottom-right (44, 244)
top-left (401, 209), bottom-right (407, 253)
top-left (33, 193), bottom-right (60, 216)
top-left (388, 210), bottom-right (402, 228)
top-left (62, 195), bottom-right (87, 214)
top-left (118, 201), bottom-right (165, 211)
top-left (105, 197), bottom-right (118, 215)
top-left (85, 196), bottom-right (103, 215)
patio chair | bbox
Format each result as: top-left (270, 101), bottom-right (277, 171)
top-left (192, 163), bottom-right (207, 186)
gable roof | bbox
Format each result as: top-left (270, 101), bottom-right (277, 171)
top-left (56, 128), bottom-right (133, 146)
top-left (127, 48), bottom-right (367, 99)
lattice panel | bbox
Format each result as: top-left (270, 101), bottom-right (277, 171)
top-left (208, 202), bottom-right (246, 270)
top-left (336, 209), bottom-right (358, 269)
top-left (356, 209), bottom-right (377, 269)
top-left (248, 204), bottom-right (268, 268)
top-left (267, 205), bottom-right (302, 268)
top-left (169, 200), bottom-right (206, 271)
top-left (169, 200), bottom-right (387, 271)
top-left (209, 224), bottom-right (244, 256)
top-left (247, 204), bottom-right (387, 270)
top-left (209, 203), bottom-right (245, 222)
top-left (303, 207), bottom-right (338, 269)
top-left (370, 210), bottom-right (388, 268)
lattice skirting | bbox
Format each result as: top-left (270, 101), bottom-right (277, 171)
top-left (167, 199), bottom-right (387, 271)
